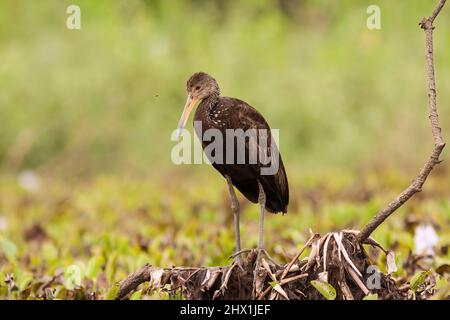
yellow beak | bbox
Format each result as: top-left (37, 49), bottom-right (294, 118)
top-left (176, 93), bottom-right (198, 139)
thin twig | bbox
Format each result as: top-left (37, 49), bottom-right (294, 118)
top-left (279, 273), bottom-right (308, 286)
top-left (213, 264), bottom-right (237, 299)
top-left (280, 234), bottom-right (316, 280)
top-left (358, 0), bottom-right (447, 243)
top-left (346, 265), bottom-right (370, 296)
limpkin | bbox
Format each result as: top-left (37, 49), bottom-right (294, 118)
top-left (176, 72), bottom-right (289, 277)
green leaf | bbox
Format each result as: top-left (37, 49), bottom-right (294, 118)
top-left (435, 274), bottom-right (449, 290)
top-left (410, 270), bottom-right (431, 292)
top-left (106, 251), bottom-right (118, 283)
top-left (17, 272), bottom-right (33, 291)
top-left (311, 280), bottom-right (336, 300)
top-left (169, 289), bottom-right (184, 300)
top-left (105, 283), bottom-right (120, 300)
top-left (42, 242), bottom-right (58, 261)
top-left (130, 290), bottom-right (142, 300)
top-left (86, 256), bottom-right (104, 280)
top-left (430, 275), bottom-right (449, 300)
top-left (55, 287), bottom-right (67, 299)
top-left (1, 238), bottom-right (17, 261)
top-left (363, 293), bottom-right (378, 300)
top-left (64, 265), bottom-right (82, 290)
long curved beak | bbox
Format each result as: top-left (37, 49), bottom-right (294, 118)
top-left (176, 93), bottom-right (198, 139)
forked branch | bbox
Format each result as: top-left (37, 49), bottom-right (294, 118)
top-left (358, 0), bottom-right (447, 243)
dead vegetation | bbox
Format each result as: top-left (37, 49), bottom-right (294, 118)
top-left (117, 231), bottom-right (408, 300)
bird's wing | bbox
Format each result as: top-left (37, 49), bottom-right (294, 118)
top-left (219, 98), bottom-right (289, 213)
top-left (226, 98), bottom-right (275, 172)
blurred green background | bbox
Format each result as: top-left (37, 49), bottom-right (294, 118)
top-left (1, 0), bottom-right (449, 177)
top-left (0, 0), bottom-right (449, 299)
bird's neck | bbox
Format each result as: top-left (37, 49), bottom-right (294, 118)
top-left (203, 92), bottom-right (220, 108)
top-left (194, 93), bottom-right (220, 129)
top-left (198, 93), bottom-right (220, 116)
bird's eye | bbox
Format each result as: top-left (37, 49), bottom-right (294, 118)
top-left (195, 86), bottom-right (201, 90)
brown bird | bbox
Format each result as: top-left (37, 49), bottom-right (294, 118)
top-left (176, 72), bottom-right (289, 271)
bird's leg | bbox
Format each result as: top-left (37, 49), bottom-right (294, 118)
top-left (257, 180), bottom-right (265, 251)
top-left (225, 175), bottom-right (243, 268)
top-left (253, 179), bottom-right (266, 293)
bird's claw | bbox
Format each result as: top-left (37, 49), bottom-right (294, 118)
top-left (252, 248), bottom-right (265, 297)
top-left (229, 249), bottom-right (251, 272)
top-left (258, 249), bottom-right (281, 268)
top-left (234, 256), bottom-right (246, 273)
top-left (252, 248), bottom-right (281, 297)
top-left (229, 249), bottom-right (252, 260)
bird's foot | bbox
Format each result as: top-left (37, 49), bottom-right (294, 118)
top-left (229, 249), bottom-right (251, 272)
top-left (229, 248), bottom-right (252, 260)
top-left (252, 248), bottom-right (280, 298)
top-left (233, 256), bottom-right (245, 273)
top-left (254, 249), bottom-right (281, 268)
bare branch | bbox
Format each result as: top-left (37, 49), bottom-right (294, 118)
top-left (358, 0), bottom-right (447, 243)
top-left (116, 264), bottom-right (153, 299)
top-left (428, 0), bottom-right (447, 24)
top-left (116, 264), bottom-right (207, 299)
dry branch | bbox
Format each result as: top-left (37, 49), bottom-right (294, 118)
top-left (357, 0), bottom-right (446, 243)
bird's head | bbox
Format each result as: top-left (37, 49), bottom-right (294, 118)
top-left (176, 72), bottom-right (219, 138)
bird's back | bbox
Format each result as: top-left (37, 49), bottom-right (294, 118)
top-left (194, 96), bottom-right (289, 214)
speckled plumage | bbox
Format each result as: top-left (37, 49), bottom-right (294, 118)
top-left (188, 72), bottom-right (289, 214)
